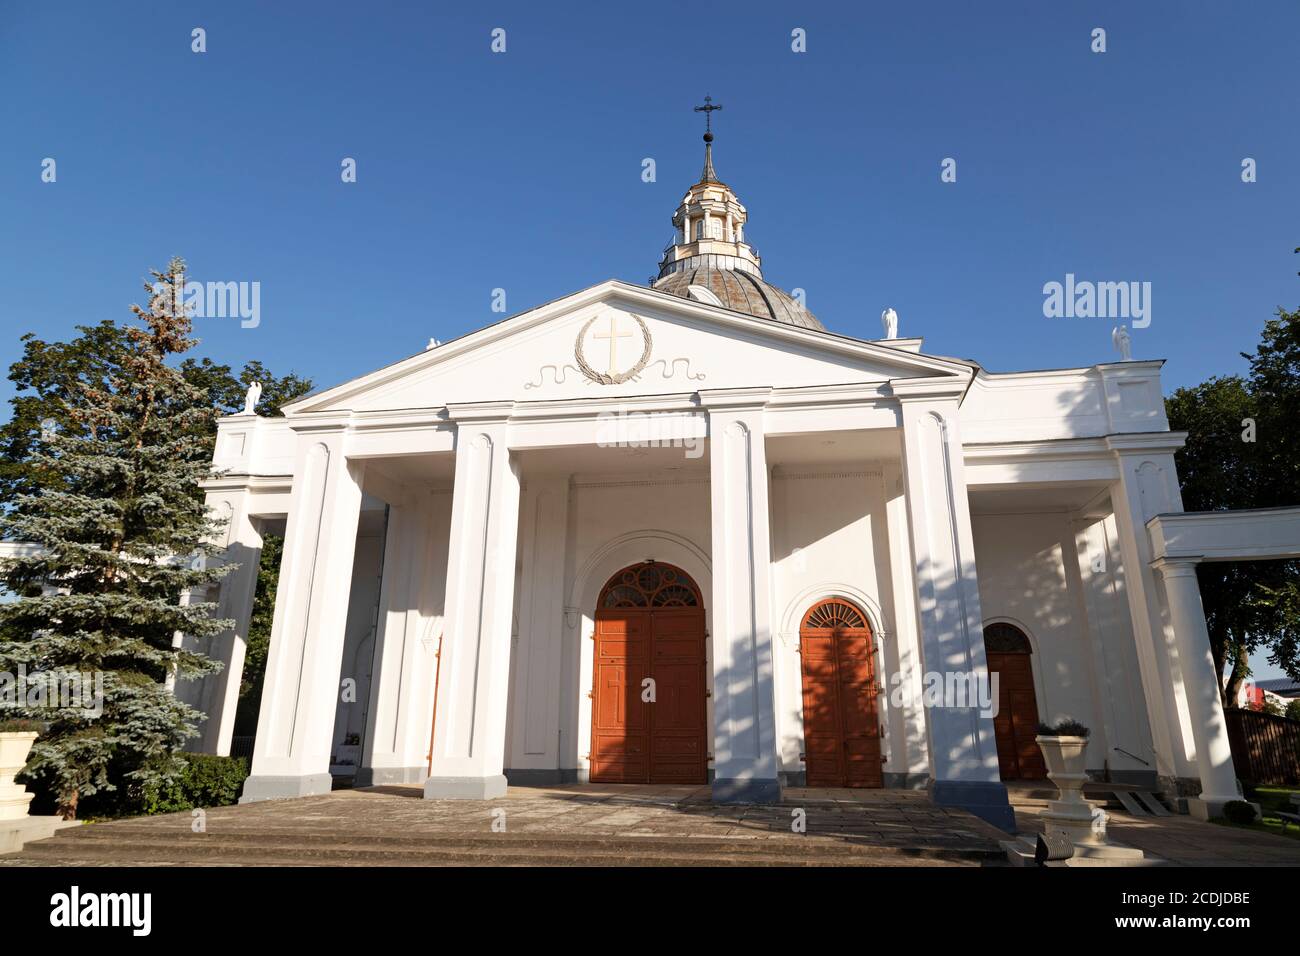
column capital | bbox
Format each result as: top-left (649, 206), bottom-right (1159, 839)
top-left (1151, 555), bottom-right (1203, 578)
top-left (697, 386), bottom-right (772, 411)
top-left (1103, 431), bottom-right (1187, 455)
top-left (889, 376), bottom-right (967, 403)
top-left (446, 400), bottom-right (515, 423)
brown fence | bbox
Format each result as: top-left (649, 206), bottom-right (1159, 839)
top-left (1225, 709), bottom-right (1300, 786)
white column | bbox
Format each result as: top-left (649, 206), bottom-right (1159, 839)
top-left (1106, 438), bottom-right (1197, 786)
top-left (192, 489), bottom-right (263, 755)
top-left (507, 476), bottom-right (570, 781)
top-left (1153, 558), bottom-right (1241, 818)
top-left (357, 488), bottom-right (425, 785)
top-left (241, 430), bottom-right (364, 802)
top-left (424, 406), bottom-right (521, 799)
top-left (702, 389), bottom-right (780, 803)
top-left (883, 462), bottom-right (931, 784)
top-left (894, 381), bottom-right (1014, 830)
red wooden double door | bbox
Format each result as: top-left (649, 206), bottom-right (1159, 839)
top-left (589, 562), bottom-right (708, 784)
top-left (799, 599), bottom-right (884, 788)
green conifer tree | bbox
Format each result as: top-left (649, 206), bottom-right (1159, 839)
top-left (0, 258), bottom-right (231, 818)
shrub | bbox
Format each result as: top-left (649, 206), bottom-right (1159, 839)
top-left (0, 718), bottom-right (44, 733)
top-left (1222, 800), bottom-right (1257, 825)
top-left (142, 755), bottom-right (249, 815)
top-left (1037, 719), bottom-right (1091, 738)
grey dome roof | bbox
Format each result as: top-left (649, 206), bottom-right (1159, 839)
top-left (654, 263), bottom-right (824, 331)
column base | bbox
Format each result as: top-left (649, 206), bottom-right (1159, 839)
top-left (354, 766), bottom-right (428, 787)
top-left (930, 779), bottom-right (1016, 832)
top-left (423, 774), bottom-right (508, 800)
top-left (1002, 834), bottom-right (1149, 867)
top-left (0, 816), bottom-right (80, 854)
top-left (882, 772), bottom-right (931, 790)
top-left (712, 777), bottom-right (782, 804)
top-left (1187, 795), bottom-right (1254, 822)
top-left (505, 768), bottom-right (582, 786)
top-left (239, 772), bottom-right (334, 803)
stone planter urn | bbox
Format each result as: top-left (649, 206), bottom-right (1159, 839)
top-left (1035, 733), bottom-right (1104, 845)
top-left (0, 731), bottom-right (39, 821)
top-left (1003, 724), bottom-right (1146, 865)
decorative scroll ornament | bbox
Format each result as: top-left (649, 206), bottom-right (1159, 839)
top-left (574, 312), bottom-right (653, 385)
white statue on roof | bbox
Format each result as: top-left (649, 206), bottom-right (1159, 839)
top-left (242, 380), bottom-right (262, 415)
top-left (1112, 325), bottom-right (1132, 362)
top-left (881, 307), bottom-right (899, 340)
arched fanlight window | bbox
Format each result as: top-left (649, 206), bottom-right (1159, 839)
top-left (802, 598), bottom-right (869, 630)
top-left (983, 622), bottom-right (1032, 654)
top-left (598, 561), bottom-right (702, 609)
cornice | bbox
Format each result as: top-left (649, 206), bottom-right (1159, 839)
top-left (1104, 431), bottom-right (1187, 454)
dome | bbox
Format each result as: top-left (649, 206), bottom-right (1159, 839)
top-left (654, 263), bottom-right (824, 332)
top-left (652, 103), bottom-right (825, 333)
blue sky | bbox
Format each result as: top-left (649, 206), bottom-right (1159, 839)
top-left (1, 4), bottom-right (1295, 668)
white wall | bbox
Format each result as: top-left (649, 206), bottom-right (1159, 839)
top-left (506, 472), bottom-right (713, 777)
top-left (504, 461), bottom-right (938, 786)
top-left (971, 511), bottom-right (1111, 768)
top-left (768, 464), bottom-right (928, 783)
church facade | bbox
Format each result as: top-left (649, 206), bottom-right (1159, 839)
top-left (185, 134), bottom-right (1242, 830)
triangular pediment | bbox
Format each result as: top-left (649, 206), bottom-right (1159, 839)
top-left (283, 280), bottom-right (969, 415)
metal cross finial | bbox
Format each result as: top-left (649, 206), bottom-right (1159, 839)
top-left (694, 95), bottom-right (723, 133)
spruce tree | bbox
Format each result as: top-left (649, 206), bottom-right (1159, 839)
top-left (0, 258), bottom-right (231, 818)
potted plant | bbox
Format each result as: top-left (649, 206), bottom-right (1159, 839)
top-left (0, 718), bottom-right (44, 821)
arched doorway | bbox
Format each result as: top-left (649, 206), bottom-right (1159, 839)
top-left (798, 598), bottom-right (883, 788)
top-left (983, 622), bottom-right (1046, 780)
top-left (589, 561), bottom-right (707, 784)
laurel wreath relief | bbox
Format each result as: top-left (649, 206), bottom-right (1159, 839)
top-left (574, 313), bottom-right (653, 385)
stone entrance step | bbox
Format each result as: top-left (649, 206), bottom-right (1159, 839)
top-left (6, 826), bottom-right (1005, 867)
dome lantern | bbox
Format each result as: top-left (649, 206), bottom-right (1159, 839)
top-left (653, 97), bottom-right (824, 332)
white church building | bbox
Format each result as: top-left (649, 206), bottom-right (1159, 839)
top-left (185, 126), bottom-right (1248, 831)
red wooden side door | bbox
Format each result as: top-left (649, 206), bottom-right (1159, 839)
top-left (987, 651), bottom-right (1046, 780)
top-left (799, 603), bottom-right (883, 788)
top-left (590, 607), bottom-right (707, 784)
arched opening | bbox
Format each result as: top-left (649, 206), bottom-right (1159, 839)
top-left (798, 597), bottom-right (883, 788)
top-left (983, 622), bottom-right (1046, 780)
top-left (589, 561), bottom-right (707, 784)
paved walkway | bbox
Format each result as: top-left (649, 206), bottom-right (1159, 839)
top-left (1006, 784), bottom-right (1300, 866)
top-left (2, 784), bottom-right (1009, 867)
